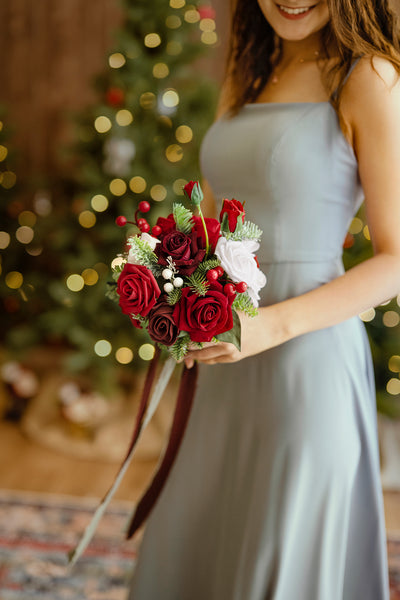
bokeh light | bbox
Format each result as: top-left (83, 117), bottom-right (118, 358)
top-left (201, 31), bottom-right (218, 45)
top-left (82, 268), bottom-right (99, 286)
top-left (349, 217), bottom-right (363, 235)
top-left (359, 308), bottom-right (375, 322)
top-left (383, 311), bottom-right (400, 327)
top-left (94, 339), bottom-right (112, 357)
top-left (388, 355), bottom-right (400, 372)
top-left (16, 226), bottom-right (34, 244)
top-left (150, 184), bottom-right (167, 202)
top-left (109, 178), bottom-right (127, 196)
top-left (79, 210), bottom-right (96, 228)
top-left (138, 343), bottom-right (155, 361)
top-left (162, 90), bottom-right (179, 108)
top-left (0, 145), bottom-right (8, 161)
top-left (387, 378), bottom-right (400, 395)
top-left (5, 271), bottom-right (23, 289)
top-left (140, 92), bottom-right (156, 109)
top-left (175, 125), bottom-right (193, 143)
top-left (66, 274), bottom-right (84, 292)
top-left (165, 144), bottom-right (183, 162)
top-left (173, 178), bottom-right (187, 195)
top-left (0, 231), bottom-right (11, 249)
top-left (116, 109), bottom-right (133, 126)
top-left (94, 116), bottom-right (112, 133)
top-left (185, 9), bottom-right (200, 22)
top-left (363, 225), bottom-right (371, 240)
top-left (91, 194), bottom-right (109, 212)
top-left (129, 176), bottom-right (147, 193)
top-left (109, 53), bottom-right (126, 68)
top-left (166, 41), bottom-right (182, 55)
top-left (144, 33), bottom-right (161, 48)
top-left (1, 171), bottom-right (17, 189)
top-left (153, 62), bottom-right (169, 79)
top-left (115, 347), bottom-right (134, 364)
top-left (170, 0), bottom-right (185, 7)
top-left (18, 210), bottom-right (37, 227)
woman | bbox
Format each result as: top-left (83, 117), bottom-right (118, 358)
top-left (129, 1), bottom-right (400, 598)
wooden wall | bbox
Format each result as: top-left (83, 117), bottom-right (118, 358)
top-left (0, 1), bottom-right (229, 182)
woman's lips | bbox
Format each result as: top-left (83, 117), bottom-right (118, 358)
top-left (276, 3), bottom-right (316, 20)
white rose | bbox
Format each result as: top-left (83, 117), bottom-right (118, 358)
top-left (127, 232), bottom-right (160, 264)
top-left (215, 237), bottom-right (267, 307)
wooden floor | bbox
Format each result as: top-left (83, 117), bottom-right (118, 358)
top-left (0, 419), bottom-right (399, 533)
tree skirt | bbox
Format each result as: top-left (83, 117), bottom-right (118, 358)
top-left (0, 489), bottom-right (399, 599)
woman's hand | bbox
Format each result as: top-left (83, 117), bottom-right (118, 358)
top-left (183, 306), bottom-right (287, 368)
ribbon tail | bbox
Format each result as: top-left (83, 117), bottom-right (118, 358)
top-left (68, 350), bottom-right (176, 567)
top-left (126, 361), bottom-right (198, 539)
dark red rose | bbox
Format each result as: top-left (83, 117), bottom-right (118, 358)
top-left (147, 299), bottom-right (179, 346)
top-left (173, 282), bottom-right (235, 343)
top-left (117, 263), bottom-right (160, 317)
top-left (155, 214), bottom-right (176, 236)
top-left (155, 229), bottom-right (205, 275)
top-left (220, 198), bottom-right (245, 233)
top-left (191, 216), bottom-right (221, 253)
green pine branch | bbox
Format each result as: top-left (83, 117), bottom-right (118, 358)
top-left (173, 203), bottom-right (193, 235)
top-left (194, 257), bottom-right (221, 277)
top-left (166, 287), bottom-right (182, 305)
top-left (232, 291), bottom-right (258, 317)
top-left (227, 221), bottom-right (263, 242)
top-left (169, 334), bottom-right (191, 361)
top-left (127, 237), bottom-right (160, 271)
top-left (187, 271), bottom-right (208, 296)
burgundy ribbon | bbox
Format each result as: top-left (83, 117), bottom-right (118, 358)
top-left (126, 361), bottom-right (198, 539)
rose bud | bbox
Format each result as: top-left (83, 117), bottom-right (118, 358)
top-left (220, 198), bottom-right (245, 233)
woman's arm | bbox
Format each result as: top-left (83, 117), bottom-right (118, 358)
top-left (185, 56), bottom-right (400, 365)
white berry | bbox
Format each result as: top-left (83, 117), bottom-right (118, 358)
top-left (162, 268), bottom-right (173, 280)
top-left (163, 282), bottom-right (174, 293)
top-left (173, 277), bottom-right (183, 288)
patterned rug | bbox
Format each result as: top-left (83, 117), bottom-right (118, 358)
top-left (0, 489), bottom-right (399, 599)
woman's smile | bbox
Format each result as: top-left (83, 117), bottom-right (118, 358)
top-left (276, 3), bottom-right (318, 20)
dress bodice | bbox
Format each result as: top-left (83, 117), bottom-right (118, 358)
top-left (199, 101), bottom-right (363, 265)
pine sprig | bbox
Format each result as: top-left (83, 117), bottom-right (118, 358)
top-left (166, 287), bottom-right (182, 305)
top-left (105, 282), bottom-right (119, 302)
top-left (227, 221), bottom-right (263, 242)
top-left (194, 257), bottom-right (221, 278)
top-left (232, 291), bottom-right (258, 317)
top-left (169, 334), bottom-right (191, 361)
top-left (187, 271), bottom-right (208, 296)
top-left (127, 236), bottom-right (159, 270)
top-left (173, 203), bottom-right (193, 234)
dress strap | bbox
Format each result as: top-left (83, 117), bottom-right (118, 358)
top-left (332, 56), bottom-right (362, 100)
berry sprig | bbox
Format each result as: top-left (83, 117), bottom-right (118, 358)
top-left (206, 267), bottom-right (247, 295)
top-left (116, 201), bottom-right (151, 233)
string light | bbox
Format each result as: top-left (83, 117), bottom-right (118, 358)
top-left (359, 308), bottom-right (375, 322)
top-left (150, 184), bottom-right (167, 201)
top-left (153, 63), bottom-right (169, 79)
top-left (388, 355), bottom-right (400, 372)
top-left (115, 347), bottom-right (134, 364)
top-left (201, 31), bottom-right (218, 45)
top-left (109, 53), bottom-right (126, 69)
top-left (16, 226), bottom-right (34, 244)
top-left (387, 378), bottom-right (400, 395)
top-left (79, 210), bottom-right (96, 228)
top-left (200, 18), bottom-right (216, 31)
top-left (144, 33), bottom-right (162, 48)
top-left (82, 268), bottom-right (99, 286)
top-left (138, 343), bottom-right (155, 360)
top-left (175, 125), bottom-right (193, 143)
top-left (0, 145), bottom-right (8, 161)
top-left (166, 41), bottom-right (183, 55)
top-left (94, 339), bottom-right (112, 357)
top-left (109, 178), bottom-right (127, 196)
top-left (185, 9), bottom-right (200, 22)
top-left (166, 144), bottom-right (183, 162)
top-left (129, 176), bottom-right (147, 193)
top-left (170, 0), bottom-right (185, 8)
top-left (94, 116), bottom-right (112, 133)
top-left (1, 171), bottom-right (17, 189)
top-left (116, 109), bottom-right (133, 126)
top-left (382, 311), bottom-right (400, 327)
top-left (166, 15), bottom-right (182, 28)
top-left (162, 89), bottom-right (179, 107)
top-left (91, 194), bottom-right (109, 212)
top-left (18, 210), bottom-right (37, 227)
top-left (0, 232), bottom-right (10, 249)
top-left (173, 178), bottom-right (187, 195)
top-left (5, 271), bottom-right (23, 289)
top-left (66, 274), bottom-right (84, 292)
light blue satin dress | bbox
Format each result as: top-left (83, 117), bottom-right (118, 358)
top-left (128, 66), bottom-right (390, 599)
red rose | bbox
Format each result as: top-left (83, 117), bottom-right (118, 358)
top-left (117, 263), bottom-right (160, 317)
top-left (147, 300), bottom-right (179, 346)
top-left (220, 199), bottom-right (245, 233)
top-left (155, 214), bottom-right (176, 236)
top-left (173, 282), bottom-right (235, 343)
top-left (191, 216), bottom-right (221, 253)
top-left (155, 229), bottom-right (205, 275)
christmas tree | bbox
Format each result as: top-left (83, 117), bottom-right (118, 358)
top-left (1, 0), bottom-right (219, 393)
top-left (343, 207), bottom-right (400, 418)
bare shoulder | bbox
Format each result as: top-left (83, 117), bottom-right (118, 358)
top-left (341, 55), bottom-right (400, 123)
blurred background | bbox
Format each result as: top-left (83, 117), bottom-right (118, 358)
top-left (0, 1), bottom-right (399, 598)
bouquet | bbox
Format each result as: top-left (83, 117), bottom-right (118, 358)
top-left (68, 181), bottom-right (266, 566)
top-left (108, 180), bottom-right (267, 359)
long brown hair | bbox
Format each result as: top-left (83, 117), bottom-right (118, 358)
top-left (223, 0), bottom-right (400, 117)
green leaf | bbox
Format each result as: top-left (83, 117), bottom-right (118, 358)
top-left (173, 203), bottom-right (193, 234)
top-left (215, 309), bottom-right (241, 351)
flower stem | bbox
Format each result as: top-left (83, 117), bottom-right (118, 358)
top-left (198, 206), bottom-right (209, 256)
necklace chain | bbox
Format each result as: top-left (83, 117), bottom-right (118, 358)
top-left (271, 50), bottom-right (320, 85)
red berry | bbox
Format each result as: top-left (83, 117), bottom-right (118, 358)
top-left (137, 218), bottom-right (147, 228)
top-left (138, 200), bottom-right (151, 213)
top-left (224, 283), bottom-right (236, 296)
top-left (152, 225), bottom-right (162, 237)
top-left (139, 221), bottom-right (150, 233)
top-left (235, 281), bottom-right (248, 293)
top-left (116, 215), bottom-right (127, 227)
top-left (215, 266), bottom-right (224, 278)
top-left (206, 269), bottom-right (219, 282)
